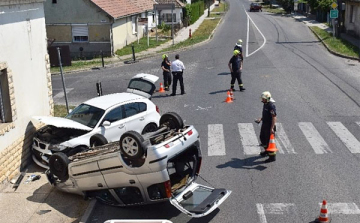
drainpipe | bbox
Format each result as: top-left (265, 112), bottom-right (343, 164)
top-left (110, 21), bottom-right (114, 56)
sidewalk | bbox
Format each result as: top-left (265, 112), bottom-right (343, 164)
top-left (0, 164), bottom-right (90, 223)
top-left (292, 12), bottom-right (359, 60)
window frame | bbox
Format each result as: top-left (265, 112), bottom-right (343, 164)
top-left (72, 25), bottom-right (89, 43)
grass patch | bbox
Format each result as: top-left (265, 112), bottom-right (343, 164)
top-left (115, 37), bottom-right (168, 56)
top-left (262, 5), bottom-right (286, 14)
top-left (54, 104), bottom-right (75, 117)
top-left (161, 18), bottom-right (221, 52)
top-left (310, 26), bottom-right (360, 58)
top-left (50, 60), bottom-right (112, 74)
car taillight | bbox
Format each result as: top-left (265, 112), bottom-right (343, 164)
top-left (187, 130), bottom-right (193, 136)
top-left (196, 157), bottom-right (202, 175)
top-left (164, 180), bottom-right (172, 198)
top-left (156, 105), bottom-right (160, 114)
top-left (164, 142), bottom-right (174, 148)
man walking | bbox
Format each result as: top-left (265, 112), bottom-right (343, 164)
top-left (228, 50), bottom-right (245, 91)
top-left (161, 54), bottom-right (171, 91)
top-left (170, 54), bottom-right (186, 96)
top-left (255, 91), bottom-right (277, 163)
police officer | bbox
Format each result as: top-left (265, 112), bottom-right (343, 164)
top-left (228, 50), bottom-right (245, 91)
top-left (234, 39), bottom-right (243, 54)
top-left (161, 54), bottom-right (171, 91)
top-left (255, 91), bottom-right (277, 162)
top-left (170, 54), bottom-right (186, 96)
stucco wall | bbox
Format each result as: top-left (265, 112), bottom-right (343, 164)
top-left (44, 0), bottom-right (110, 24)
top-left (345, 2), bottom-right (360, 37)
top-left (0, 1), bottom-right (52, 182)
top-left (112, 16), bottom-right (145, 52)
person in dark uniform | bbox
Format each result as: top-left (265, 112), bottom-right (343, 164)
top-left (255, 91), bottom-right (277, 162)
top-left (228, 50), bottom-right (245, 91)
top-left (161, 54), bottom-right (171, 91)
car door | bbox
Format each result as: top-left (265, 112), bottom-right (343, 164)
top-left (169, 182), bottom-right (232, 218)
top-left (127, 73), bottom-right (159, 98)
top-left (100, 106), bottom-right (127, 142)
top-left (122, 102), bottom-right (147, 133)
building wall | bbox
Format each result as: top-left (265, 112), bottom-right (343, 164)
top-left (345, 1), bottom-right (360, 37)
top-left (0, 0), bottom-right (52, 182)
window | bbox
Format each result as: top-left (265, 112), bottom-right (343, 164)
top-left (72, 25), bottom-right (89, 42)
top-left (124, 102), bottom-right (146, 118)
top-left (0, 68), bottom-right (11, 124)
top-left (104, 106), bottom-right (124, 123)
top-left (132, 16), bottom-right (138, 34)
top-left (66, 104), bottom-right (105, 128)
top-left (163, 13), bottom-right (176, 23)
top-left (350, 5), bottom-right (355, 23)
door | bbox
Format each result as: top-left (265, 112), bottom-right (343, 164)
top-left (122, 102), bottom-right (147, 134)
top-left (169, 182), bottom-right (232, 218)
top-left (127, 73), bottom-right (159, 98)
top-left (100, 106), bottom-right (127, 142)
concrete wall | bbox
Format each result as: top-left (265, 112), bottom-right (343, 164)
top-left (345, 1), bottom-right (360, 37)
top-left (0, 1), bottom-right (52, 182)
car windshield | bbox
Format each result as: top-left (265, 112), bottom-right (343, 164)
top-left (65, 103), bottom-right (105, 128)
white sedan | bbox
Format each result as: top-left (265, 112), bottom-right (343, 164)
top-left (32, 73), bottom-right (161, 168)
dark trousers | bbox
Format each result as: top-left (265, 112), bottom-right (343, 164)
top-left (260, 123), bottom-right (276, 148)
top-left (172, 72), bottom-right (185, 94)
top-left (230, 70), bottom-right (243, 88)
top-left (163, 72), bottom-right (172, 89)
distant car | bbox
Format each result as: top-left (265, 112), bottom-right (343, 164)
top-left (250, 3), bottom-right (262, 12)
top-left (46, 112), bottom-right (232, 218)
top-left (32, 73), bottom-right (161, 169)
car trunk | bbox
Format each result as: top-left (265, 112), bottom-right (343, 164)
top-left (167, 141), bottom-right (201, 194)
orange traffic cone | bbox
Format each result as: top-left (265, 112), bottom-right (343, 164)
top-left (159, 83), bottom-right (165, 93)
top-left (230, 89), bottom-right (234, 101)
top-left (317, 200), bottom-right (330, 223)
top-left (225, 91), bottom-right (233, 103)
top-left (266, 133), bottom-right (278, 152)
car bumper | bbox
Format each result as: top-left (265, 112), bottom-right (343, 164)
top-left (32, 144), bottom-right (53, 169)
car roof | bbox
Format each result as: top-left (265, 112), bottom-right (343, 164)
top-left (84, 93), bottom-right (145, 110)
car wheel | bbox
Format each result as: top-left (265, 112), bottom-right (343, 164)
top-left (119, 131), bottom-right (145, 160)
top-left (49, 152), bottom-right (69, 182)
top-left (159, 112), bottom-right (184, 130)
top-left (141, 123), bottom-right (158, 134)
top-left (90, 134), bottom-right (108, 147)
top-left (66, 146), bottom-right (88, 156)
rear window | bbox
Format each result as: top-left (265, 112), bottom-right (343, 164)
top-left (128, 78), bottom-right (154, 93)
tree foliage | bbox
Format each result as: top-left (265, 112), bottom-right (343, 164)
top-left (308, 0), bottom-right (334, 12)
top-left (277, 0), bottom-right (294, 13)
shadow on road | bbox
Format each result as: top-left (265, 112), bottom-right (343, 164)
top-left (216, 157), bottom-right (268, 171)
top-left (209, 89), bottom-right (229, 95)
top-left (217, 72), bottom-right (230, 75)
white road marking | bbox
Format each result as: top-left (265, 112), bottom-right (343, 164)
top-left (243, 5), bottom-right (267, 57)
top-left (299, 122), bottom-right (332, 154)
top-left (53, 88), bottom-right (74, 99)
top-left (276, 123), bottom-right (296, 154)
top-left (208, 124), bottom-right (226, 156)
top-left (257, 203), bottom-right (297, 223)
top-left (321, 203), bottom-right (360, 214)
top-left (238, 123), bottom-right (260, 155)
top-left (327, 122), bottom-right (360, 153)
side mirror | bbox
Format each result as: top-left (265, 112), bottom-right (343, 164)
top-left (102, 121), bottom-right (111, 127)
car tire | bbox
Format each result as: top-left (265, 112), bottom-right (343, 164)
top-left (90, 134), bottom-right (108, 147)
top-left (159, 112), bottom-right (184, 130)
top-left (141, 123), bottom-right (158, 134)
top-left (66, 146), bottom-right (88, 157)
top-left (49, 152), bottom-right (69, 182)
top-left (119, 131), bottom-right (145, 160)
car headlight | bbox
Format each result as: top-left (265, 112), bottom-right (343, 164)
top-left (48, 144), bottom-right (67, 152)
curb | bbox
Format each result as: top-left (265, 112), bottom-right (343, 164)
top-left (79, 199), bottom-right (97, 223)
top-left (308, 27), bottom-right (359, 61)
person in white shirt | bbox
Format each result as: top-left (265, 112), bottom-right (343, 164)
top-left (170, 54), bottom-right (186, 96)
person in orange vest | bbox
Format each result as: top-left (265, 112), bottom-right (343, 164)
top-left (255, 91), bottom-right (277, 162)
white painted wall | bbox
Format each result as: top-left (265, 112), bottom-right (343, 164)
top-left (0, 2), bottom-right (50, 150)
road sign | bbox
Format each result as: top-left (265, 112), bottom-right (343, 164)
top-left (331, 2), bottom-right (338, 9)
top-left (330, 9), bottom-right (338, 19)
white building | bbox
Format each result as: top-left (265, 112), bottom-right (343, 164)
top-left (0, 0), bottom-right (53, 182)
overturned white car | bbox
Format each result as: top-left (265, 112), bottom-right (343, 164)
top-left (46, 113), bottom-right (232, 218)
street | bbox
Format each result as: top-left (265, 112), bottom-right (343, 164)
top-left (51, 0), bottom-right (360, 222)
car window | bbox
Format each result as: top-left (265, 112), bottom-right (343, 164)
top-left (128, 79), bottom-right (153, 93)
top-left (138, 102), bottom-right (147, 112)
top-left (66, 103), bottom-right (105, 128)
top-left (124, 102), bottom-right (144, 118)
top-left (103, 106), bottom-right (124, 123)
top-left (113, 187), bottom-right (144, 205)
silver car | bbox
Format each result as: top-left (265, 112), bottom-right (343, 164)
top-left (46, 113), bottom-right (232, 218)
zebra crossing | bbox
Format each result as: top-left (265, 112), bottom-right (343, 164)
top-left (206, 121), bottom-right (360, 156)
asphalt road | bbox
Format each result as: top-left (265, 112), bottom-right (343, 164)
top-left (51, 0), bottom-right (360, 222)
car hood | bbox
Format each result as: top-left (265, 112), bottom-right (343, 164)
top-left (32, 116), bottom-right (92, 131)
